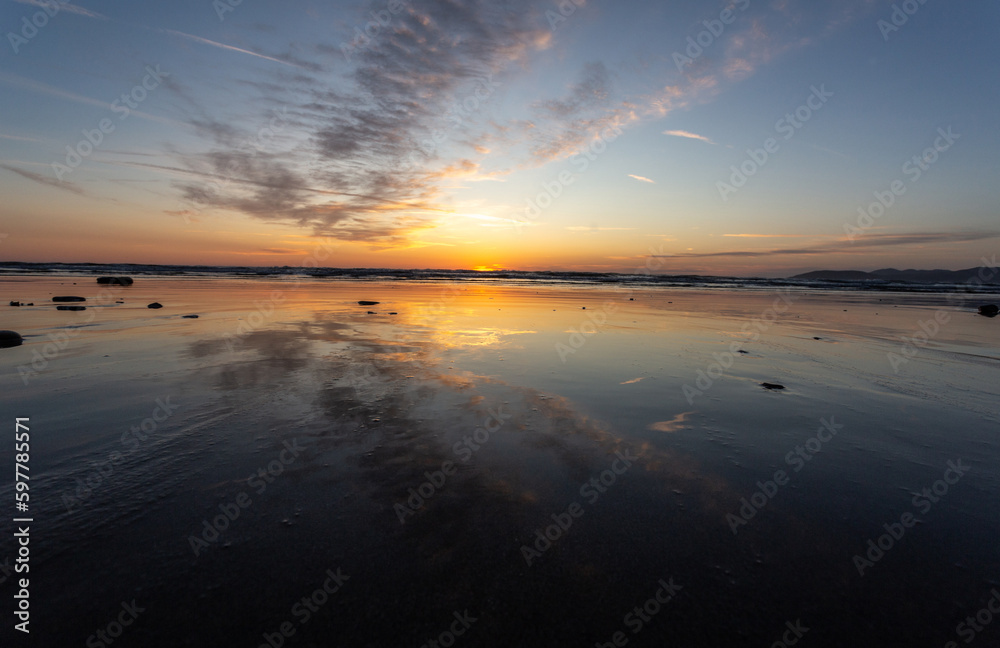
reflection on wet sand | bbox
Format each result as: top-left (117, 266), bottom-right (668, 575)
top-left (1, 277), bottom-right (997, 646)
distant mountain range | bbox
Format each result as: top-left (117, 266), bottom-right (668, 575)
top-left (791, 267), bottom-right (998, 285)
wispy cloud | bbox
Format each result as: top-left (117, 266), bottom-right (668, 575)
top-left (463, 213), bottom-right (536, 228)
top-left (0, 71), bottom-right (180, 127)
top-left (652, 231), bottom-right (1000, 258)
top-left (0, 132), bottom-right (40, 143)
top-left (628, 174), bottom-right (655, 184)
top-left (160, 29), bottom-right (303, 68)
top-left (663, 130), bottom-right (715, 145)
top-left (0, 163), bottom-right (85, 195)
top-left (12, 0), bottom-right (107, 19)
top-left (566, 226), bottom-right (635, 231)
top-left (722, 233), bottom-right (808, 238)
top-left (0, 70), bottom-right (110, 111)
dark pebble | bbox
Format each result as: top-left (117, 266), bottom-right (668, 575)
top-left (761, 382), bottom-right (785, 390)
top-left (52, 296), bottom-right (86, 302)
top-left (147, 302), bottom-right (163, 309)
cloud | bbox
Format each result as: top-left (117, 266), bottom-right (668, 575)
top-left (0, 132), bottom-right (40, 143)
top-left (12, 0), bottom-right (107, 19)
top-left (0, 71), bottom-right (180, 127)
top-left (464, 214), bottom-right (533, 228)
top-left (0, 71), bottom-right (110, 112)
top-left (663, 130), bottom-right (715, 145)
top-left (651, 231), bottom-right (1000, 259)
top-left (0, 164), bottom-right (85, 195)
top-left (514, 62), bottom-right (639, 166)
top-left (722, 233), bottom-right (808, 238)
top-left (160, 0), bottom-right (883, 249)
top-left (566, 226), bottom-right (635, 231)
top-left (535, 62), bottom-right (611, 119)
top-left (167, 0), bottom-right (553, 247)
top-left (628, 174), bottom-right (655, 184)
top-left (161, 29), bottom-right (303, 68)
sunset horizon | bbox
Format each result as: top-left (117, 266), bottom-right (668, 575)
top-left (2, 256), bottom-right (999, 280)
top-left (3, 1), bottom-right (998, 274)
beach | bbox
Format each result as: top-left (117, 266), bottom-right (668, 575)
top-left (1, 275), bottom-right (999, 646)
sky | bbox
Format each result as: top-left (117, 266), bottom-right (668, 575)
top-left (0, 0), bottom-right (998, 276)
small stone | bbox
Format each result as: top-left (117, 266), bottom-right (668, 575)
top-left (57, 305), bottom-right (86, 311)
top-left (181, 314), bottom-right (199, 319)
top-left (358, 301), bottom-right (380, 306)
top-left (0, 330), bottom-right (23, 348)
top-left (97, 276), bottom-right (134, 286)
top-left (147, 302), bottom-right (163, 309)
top-left (977, 304), bottom-right (999, 318)
top-left (761, 382), bottom-right (785, 390)
top-left (52, 296), bottom-right (86, 302)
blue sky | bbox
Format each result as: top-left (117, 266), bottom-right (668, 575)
top-left (1, 0), bottom-right (998, 275)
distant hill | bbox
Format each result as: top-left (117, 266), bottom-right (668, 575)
top-left (791, 267), bottom-right (998, 284)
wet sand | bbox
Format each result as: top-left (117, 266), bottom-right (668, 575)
top-left (1, 276), bottom-right (999, 646)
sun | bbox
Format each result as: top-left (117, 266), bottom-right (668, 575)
top-left (472, 265), bottom-right (503, 272)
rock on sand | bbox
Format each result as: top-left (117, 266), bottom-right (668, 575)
top-left (978, 304), bottom-right (999, 317)
top-left (52, 296), bottom-right (86, 302)
top-left (0, 330), bottom-right (23, 348)
top-left (97, 277), bottom-right (134, 286)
